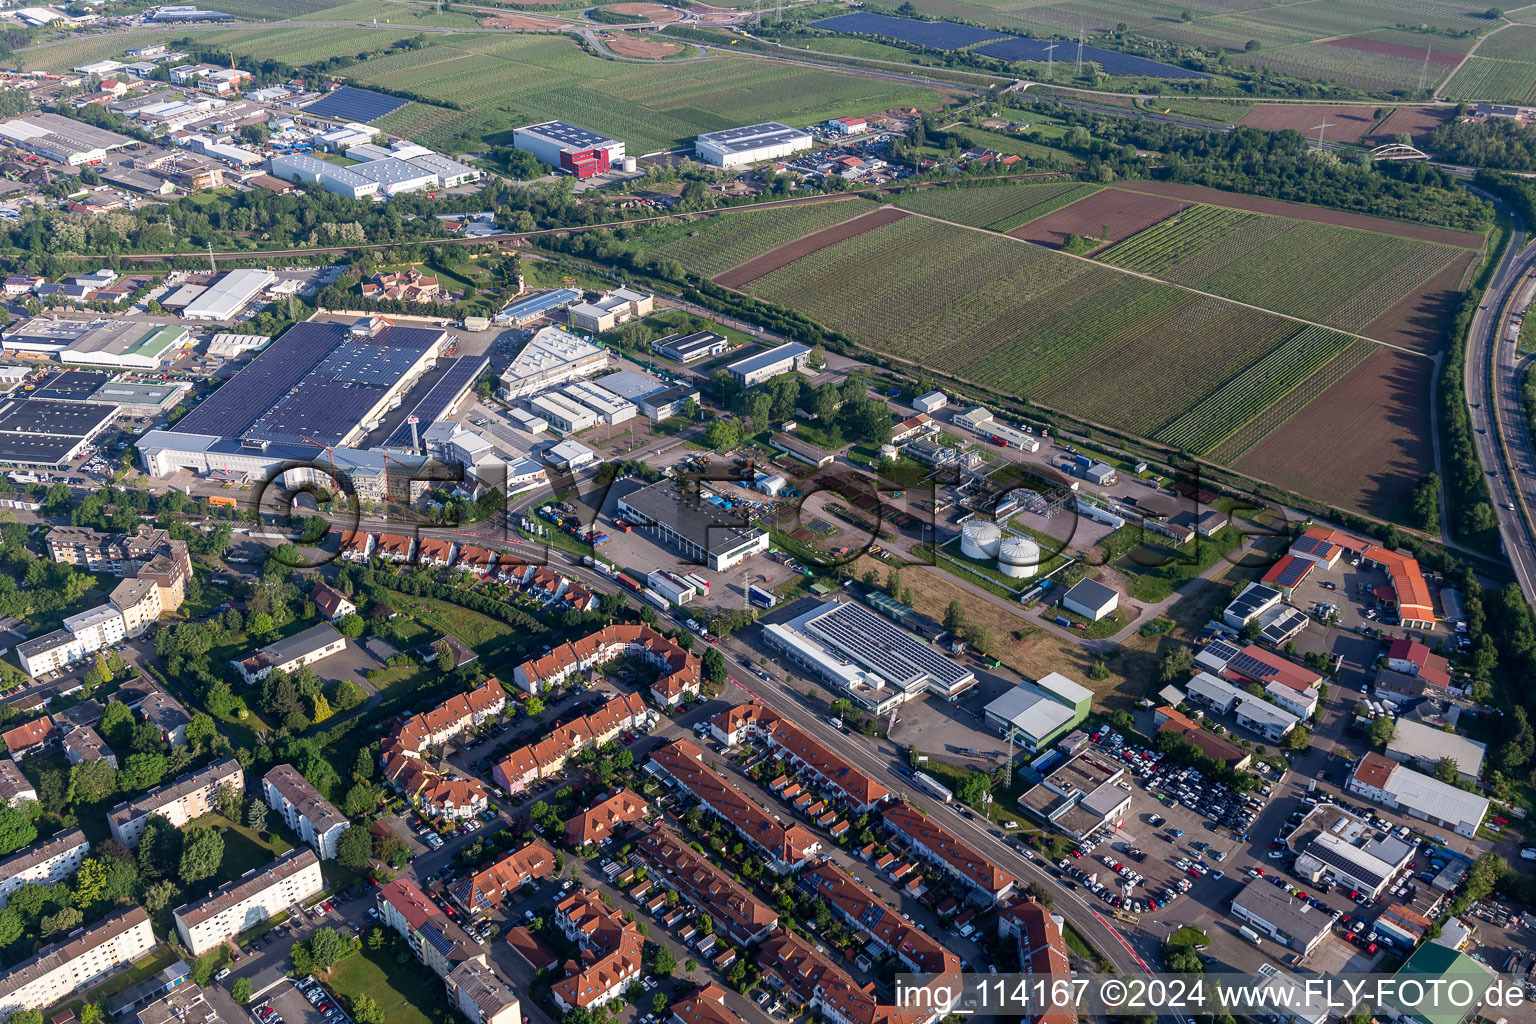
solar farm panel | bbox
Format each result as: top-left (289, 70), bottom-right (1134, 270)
top-left (810, 12), bottom-right (1008, 50)
top-left (304, 87), bottom-right (410, 123)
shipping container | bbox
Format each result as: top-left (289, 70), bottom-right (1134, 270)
top-left (684, 573), bottom-right (711, 595)
top-left (616, 572), bottom-right (643, 592)
top-left (642, 588), bottom-right (670, 611)
top-left (748, 584), bottom-right (777, 608)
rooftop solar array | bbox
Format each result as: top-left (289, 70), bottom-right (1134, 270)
top-left (1227, 584), bottom-right (1280, 620)
top-left (810, 12), bottom-right (1009, 50)
top-left (518, 120), bottom-right (622, 150)
top-left (1228, 649), bottom-right (1288, 683)
top-left (172, 321), bottom-right (346, 439)
top-left (32, 368), bottom-right (115, 400)
top-left (805, 601), bottom-right (970, 689)
top-left (1203, 637), bottom-right (1241, 663)
top-left (303, 87), bottom-right (410, 123)
top-left (0, 396), bottom-right (116, 464)
top-left (1266, 555), bottom-right (1312, 589)
top-left (697, 123), bottom-right (810, 154)
top-left (1291, 535), bottom-right (1335, 557)
top-left (383, 355), bottom-right (490, 447)
top-left (1305, 837), bottom-right (1388, 888)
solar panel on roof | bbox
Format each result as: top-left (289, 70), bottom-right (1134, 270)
top-left (1204, 638), bottom-right (1241, 662)
top-left (1228, 650), bottom-right (1280, 682)
top-left (1292, 536), bottom-right (1331, 555)
top-left (174, 321), bottom-right (347, 438)
top-left (384, 356), bottom-right (490, 447)
top-left (1306, 842), bottom-right (1387, 888)
top-left (420, 922), bottom-right (456, 957)
top-left (1270, 558), bottom-right (1310, 588)
top-left (304, 87), bottom-right (409, 123)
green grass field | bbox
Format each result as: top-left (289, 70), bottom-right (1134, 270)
top-left (297, 31), bottom-right (945, 154)
top-left (737, 213), bottom-right (1320, 439)
top-left (892, 180), bottom-right (1100, 230)
top-left (326, 942), bottom-right (446, 1024)
top-left (1443, 53), bottom-right (1536, 104)
top-left (617, 197), bottom-right (877, 277)
top-left (1097, 205), bottom-right (1465, 335)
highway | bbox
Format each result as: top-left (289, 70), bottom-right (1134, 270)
top-left (1465, 210), bottom-right (1536, 605)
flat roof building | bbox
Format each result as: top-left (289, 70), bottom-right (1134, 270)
top-left (982, 673), bottom-right (1092, 753)
top-left (1018, 749), bottom-right (1131, 840)
top-left (695, 123), bottom-right (813, 168)
top-left (616, 479), bottom-right (769, 571)
top-left (269, 153), bottom-right (381, 199)
top-left (513, 121), bottom-right (625, 178)
top-left (1294, 831), bottom-right (1399, 900)
top-left (652, 330), bottom-right (729, 364)
top-left (724, 342), bottom-right (810, 388)
top-left (499, 325), bottom-right (608, 399)
top-left (1347, 751), bottom-right (1489, 837)
top-left (1229, 878), bottom-right (1331, 955)
top-left (1386, 718), bottom-right (1486, 781)
top-left (182, 269), bottom-right (275, 321)
top-left (1061, 578), bottom-right (1118, 621)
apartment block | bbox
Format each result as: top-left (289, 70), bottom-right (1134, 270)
top-left (109, 757), bottom-right (244, 847)
top-left (0, 829), bottom-right (89, 907)
top-left (0, 907), bottom-right (155, 1016)
top-left (173, 849), bottom-right (323, 955)
top-left (263, 764), bottom-right (348, 860)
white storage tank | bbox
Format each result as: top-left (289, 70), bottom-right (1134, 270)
top-left (879, 443), bottom-right (898, 461)
top-left (622, 156), bottom-right (638, 172)
top-left (998, 536), bottom-right (1041, 578)
top-left (960, 520), bottom-right (1002, 560)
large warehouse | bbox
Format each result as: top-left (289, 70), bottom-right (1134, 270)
top-left (0, 113), bottom-right (134, 165)
top-left (139, 316), bottom-right (446, 479)
top-left (0, 395), bottom-right (118, 467)
top-left (615, 478), bottom-right (769, 572)
top-left (695, 123), bottom-right (813, 168)
top-left (497, 325), bottom-right (608, 399)
top-left (3, 317), bottom-right (191, 369)
top-left (512, 121), bottom-right (626, 178)
top-left (763, 599), bottom-right (975, 714)
top-left (181, 269), bottom-right (276, 322)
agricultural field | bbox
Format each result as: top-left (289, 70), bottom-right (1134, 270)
top-left (1207, 338), bottom-right (1377, 464)
top-left (891, 181), bottom-right (1100, 230)
top-left (297, 0), bottom-right (487, 27)
top-left (1367, 105), bottom-right (1452, 143)
top-left (316, 32), bottom-right (946, 154)
top-left (1150, 97), bottom-right (1254, 124)
top-left (715, 206), bottom-right (907, 288)
top-left (1442, 56), bottom-right (1536, 104)
top-left (201, 0), bottom-right (351, 18)
top-left (1232, 347), bottom-right (1435, 517)
top-left (1097, 204), bottom-right (1467, 337)
top-left (1152, 324), bottom-right (1358, 452)
top-left (196, 25), bottom-right (425, 64)
top-left (618, 198), bottom-right (878, 279)
top-left (1235, 104), bottom-right (1381, 143)
top-left (1008, 187), bottom-right (1183, 249)
top-left (890, 0), bottom-right (1500, 95)
top-left (1462, 24), bottom-right (1536, 62)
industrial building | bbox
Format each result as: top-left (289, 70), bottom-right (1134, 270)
top-left (981, 673), bottom-right (1091, 753)
top-left (562, 379), bottom-right (636, 425)
top-left (498, 288), bottom-right (582, 327)
top-left (379, 355), bottom-right (490, 450)
top-left (0, 394), bottom-right (118, 467)
top-left (270, 153), bottom-right (380, 199)
top-left (616, 478), bottom-right (770, 571)
top-left (762, 599), bottom-right (976, 714)
top-left (530, 391), bottom-right (599, 433)
top-left (913, 390), bottom-right (947, 414)
top-left (1229, 878), bottom-right (1332, 955)
top-left (545, 439), bottom-right (596, 471)
top-left (638, 384), bottom-right (698, 421)
top-left (181, 269), bottom-right (276, 321)
top-left (1018, 750), bottom-right (1130, 841)
top-left (1223, 582), bottom-right (1282, 629)
top-left (141, 316), bottom-right (446, 477)
top-left (565, 288), bottom-right (652, 333)
top-left (1061, 578), bottom-right (1118, 620)
top-left (0, 113), bottom-right (134, 165)
top-left (1293, 831), bottom-right (1404, 900)
top-left (513, 121), bottom-right (627, 178)
top-left (1347, 751), bottom-right (1489, 837)
top-left (498, 325), bottom-right (608, 399)
top-left (652, 330), bottom-right (729, 364)
top-left (694, 122), bottom-right (813, 168)
top-left (1386, 719), bottom-right (1486, 781)
top-left (3, 316), bottom-right (192, 370)
top-left (724, 342), bottom-right (811, 387)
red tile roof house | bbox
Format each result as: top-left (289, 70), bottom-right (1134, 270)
top-left (450, 839), bottom-right (557, 915)
top-left (511, 624), bottom-right (699, 706)
top-left (310, 580), bottom-right (356, 622)
top-left (550, 888), bottom-right (643, 1011)
top-left (338, 530), bottom-right (374, 561)
top-left (998, 898), bottom-right (1079, 1024)
top-left (2, 716), bottom-right (57, 761)
top-left (882, 801), bottom-right (1015, 905)
top-left (711, 704), bottom-right (890, 811)
top-left (492, 693), bottom-right (648, 796)
top-left (455, 545), bottom-right (497, 575)
top-left (380, 679), bottom-right (506, 819)
top-left (415, 537), bottom-right (455, 568)
top-left (798, 858), bottom-right (961, 975)
top-left (757, 930), bottom-right (942, 1024)
top-left (1385, 637), bottom-right (1452, 689)
top-left (670, 985), bottom-right (743, 1024)
top-left (374, 533), bottom-right (415, 563)
top-left (564, 789), bottom-right (648, 847)
top-left (649, 739), bottom-right (821, 874)
top-left (633, 824), bottom-right (778, 945)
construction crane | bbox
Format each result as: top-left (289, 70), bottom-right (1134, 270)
top-left (298, 434), bottom-right (338, 483)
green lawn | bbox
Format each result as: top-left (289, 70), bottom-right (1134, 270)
top-left (383, 592), bottom-right (513, 652)
top-left (185, 814), bottom-right (296, 890)
top-left (325, 941), bottom-right (449, 1024)
top-left (82, 947), bottom-right (182, 1002)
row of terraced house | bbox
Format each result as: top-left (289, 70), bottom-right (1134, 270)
top-left (338, 530), bottom-right (597, 611)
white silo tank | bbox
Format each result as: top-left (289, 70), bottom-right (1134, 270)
top-left (622, 156), bottom-right (638, 172)
top-left (998, 536), bottom-right (1041, 578)
top-left (960, 520), bottom-right (1002, 560)
top-left (879, 443), bottom-right (898, 461)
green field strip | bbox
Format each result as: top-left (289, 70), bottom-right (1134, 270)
top-left (1154, 323), bottom-right (1357, 453)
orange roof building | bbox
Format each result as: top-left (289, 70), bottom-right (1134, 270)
top-left (513, 624), bottom-right (700, 706)
top-left (758, 931), bottom-right (938, 1024)
top-left (650, 739), bottom-right (821, 873)
top-left (2, 717), bottom-right (56, 760)
top-left (451, 840), bottom-right (557, 914)
top-left (492, 693), bottom-right (648, 796)
top-left (799, 859), bottom-right (960, 974)
top-left (712, 704), bottom-right (890, 811)
top-left (565, 789), bottom-right (648, 847)
top-left (998, 898), bottom-right (1078, 1024)
top-left (550, 889), bottom-right (643, 1011)
top-left (634, 825), bottom-right (778, 946)
top-left (882, 801), bottom-right (1014, 904)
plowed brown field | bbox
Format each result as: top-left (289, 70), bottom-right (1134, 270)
top-left (1237, 104), bottom-right (1381, 143)
top-left (1006, 188), bottom-right (1182, 250)
top-left (715, 206), bottom-right (909, 288)
top-left (1361, 250), bottom-right (1476, 353)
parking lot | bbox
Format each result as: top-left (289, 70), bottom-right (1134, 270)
top-left (251, 978), bottom-right (335, 1024)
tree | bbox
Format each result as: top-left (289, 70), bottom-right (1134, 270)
top-left (1025, 881), bottom-right (1053, 908)
top-left (333, 679), bottom-right (364, 711)
top-left (652, 945), bottom-right (676, 976)
top-left (337, 824), bottom-right (373, 870)
top-left (117, 752), bottom-right (168, 793)
top-left (525, 696), bottom-right (546, 718)
top-left (307, 926), bottom-right (346, 970)
top-left (67, 757), bottom-right (118, 805)
top-left (137, 815), bottom-right (182, 879)
top-left (231, 978), bottom-right (253, 1004)
top-left (702, 648), bottom-right (727, 686)
top-left (943, 601), bottom-right (967, 634)
top-left (41, 905), bottom-right (83, 937)
top-left (0, 805), bottom-right (35, 856)
top-left (1434, 757), bottom-right (1461, 783)
top-left (185, 713), bottom-right (217, 752)
top-left (178, 828), bottom-right (225, 886)
top-left (338, 613), bottom-right (365, 638)
top-left (343, 783), bottom-right (376, 817)
top-left (1283, 726), bottom-right (1312, 751)
top-left (71, 858), bottom-right (109, 909)
top-left (246, 799), bottom-right (268, 832)
top-left (99, 700), bottom-right (134, 748)
top-left (351, 996), bottom-right (383, 1024)
top-left (1367, 716), bottom-right (1396, 747)
top-left (957, 771), bottom-right (991, 808)
top-left (216, 782), bottom-right (242, 821)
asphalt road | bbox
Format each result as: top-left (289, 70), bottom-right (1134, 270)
top-left (1465, 211), bottom-right (1536, 605)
